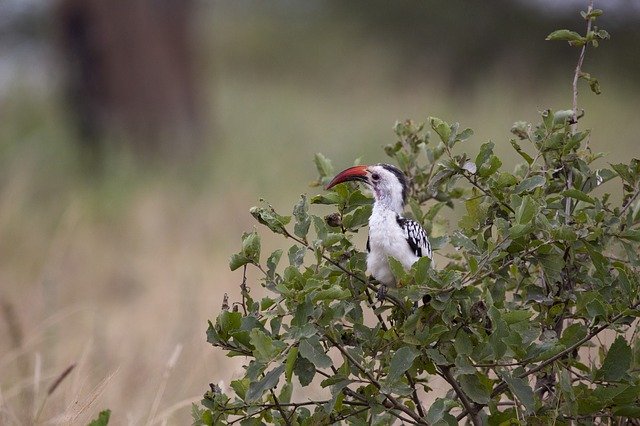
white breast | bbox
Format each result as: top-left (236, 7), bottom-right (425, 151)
top-left (366, 208), bottom-right (420, 286)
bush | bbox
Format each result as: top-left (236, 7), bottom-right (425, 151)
top-left (195, 5), bottom-right (640, 425)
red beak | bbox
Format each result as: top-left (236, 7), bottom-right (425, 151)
top-left (326, 165), bottom-right (369, 190)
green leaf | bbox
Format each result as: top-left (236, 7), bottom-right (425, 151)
top-left (246, 364), bottom-right (285, 402)
top-left (313, 286), bottom-right (351, 302)
top-left (88, 409), bottom-right (111, 426)
top-left (314, 153), bottom-right (334, 179)
top-left (562, 189), bottom-right (595, 204)
top-left (475, 142), bottom-right (495, 168)
top-left (510, 139), bottom-right (534, 164)
top-left (342, 205), bottom-right (372, 230)
top-left (266, 249), bottom-right (283, 279)
top-left (503, 375), bottom-right (535, 414)
top-left (478, 155), bottom-right (502, 178)
top-left (217, 311), bottom-right (242, 337)
top-left (299, 336), bottom-right (332, 369)
top-left (310, 193), bottom-right (341, 205)
top-left (388, 346), bottom-right (420, 382)
top-left (293, 355), bottom-right (316, 387)
top-left (613, 405), bottom-right (640, 418)
top-left (250, 329), bottom-right (286, 362)
top-left (229, 253), bottom-right (251, 271)
top-left (514, 175), bottom-right (546, 194)
top-left (598, 336), bottom-right (631, 381)
top-left (559, 323), bottom-right (588, 347)
top-left (426, 399), bottom-right (457, 425)
top-left (515, 195), bottom-right (536, 225)
top-left (230, 378), bottom-right (250, 400)
top-left (388, 256), bottom-right (408, 282)
top-left (429, 116), bottom-right (451, 144)
top-left (285, 347), bottom-right (298, 383)
top-left (546, 29), bottom-right (585, 44)
top-left (250, 206), bottom-right (291, 236)
top-left (502, 310), bottom-right (533, 324)
top-left (293, 195), bottom-right (311, 239)
top-left (459, 374), bottom-right (491, 404)
top-left (619, 230), bottom-right (640, 242)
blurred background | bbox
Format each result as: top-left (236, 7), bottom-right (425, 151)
top-left (1, 0), bottom-right (639, 424)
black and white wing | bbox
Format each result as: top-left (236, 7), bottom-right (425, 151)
top-left (396, 215), bottom-right (432, 259)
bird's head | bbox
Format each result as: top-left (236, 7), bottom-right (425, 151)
top-left (326, 163), bottom-right (408, 212)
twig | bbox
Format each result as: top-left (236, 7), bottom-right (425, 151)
top-left (571, 0), bottom-right (594, 133)
top-left (323, 333), bottom-right (426, 424)
top-left (456, 299), bottom-right (640, 420)
top-left (268, 389), bottom-right (291, 426)
top-left (439, 366), bottom-right (481, 426)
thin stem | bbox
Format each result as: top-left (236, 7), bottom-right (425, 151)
top-left (456, 299), bottom-right (640, 420)
top-left (268, 389), bottom-right (291, 426)
top-left (439, 366), bottom-right (481, 426)
top-left (324, 333), bottom-right (426, 424)
top-left (571, 0), bottom-right (594, 133)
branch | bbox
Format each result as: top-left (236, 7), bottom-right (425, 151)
top-left (456, 299), bottom-right (640, 420)
top-left (324, 332), bottom-right (426, 424)
top-left (268, 389), bottom-right (291, 426)
top-left (571, 0), bottom-right (594, 133)
top-left (439, 366), bottom-right (481, 426)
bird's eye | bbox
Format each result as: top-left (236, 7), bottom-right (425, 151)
top-left (371, 173), bottom-right (380, 181)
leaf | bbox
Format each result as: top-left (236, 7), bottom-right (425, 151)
top-left (246, 364), bottom-right (285, 402)
top-left (230, 378), bottom-right (250, 400)
top-left (515, 195), bottom-right (536, 225)
top-left (459, 374), bottom-right (491, 404)
top-left (310, 193), bottom-right (341, 205)
top-left (314, 153), bottom-right (334, 179)
top-left (293, 355), bottom-right (316, 387)
top-left (475, 142), bottom-right (494, 168)
top-left (88, 410), bottom-right (111, 426)
top-left (478, 155), bottom-right (502, 178)
top-left (619, 230), bottom-right (640, 242)
top-left (388, 256), bottom-right (408, 282)
top-left (559, 323), bottom-right (588, 347)
top-left (266, 249), bottom-right (283, 279)
top-left (298, 336), bottom-right (332, 369)
top-left (293, 195), bottom-right (311, 239)
top-left (426, 399), bottom-right (457, 425)
top-left (539, 253), bottom-right (564, 285)
top-left (250, 206), bottom-right (291, 236)
top-left (250, 329), bottom-right (286, 362)
top-left (598, 336), bottom-right (631, 381)
top-left (503, 375), bottom-right (535, 414)
top-left (285, 347), bottom-right (298, 383)
top-left (562, 189), bottom-right (595, 204)
top-left (429, 116), bottom-right (451, 144)
top-left (217, 311), bottom-right (242, 338)
top-left (312, 286), bottom-right (351, 302)
top-left (229, 253), bottom-right (251, 271)
top-left (388, 346), bottom-right (420, 382)
top-left (514, 175), bottom-right (546, 194)
top-left (510, 139), bottom-right (534, 164)
top-left (546, 29), bottom-right (585, 44)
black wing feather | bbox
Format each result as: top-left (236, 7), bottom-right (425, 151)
top-left (396, 215), bottom-right (432, 258)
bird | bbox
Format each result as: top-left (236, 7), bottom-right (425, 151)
top-left (326, 163), bottom-right (432, 298)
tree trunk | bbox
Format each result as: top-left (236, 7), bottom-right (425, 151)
top-left (55, 0), bottom-right (205, 163)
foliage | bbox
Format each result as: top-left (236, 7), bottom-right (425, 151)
top-left (87, 409), bottom-right (111, 426)
top-left (196, 6), bottom-right (640, 425)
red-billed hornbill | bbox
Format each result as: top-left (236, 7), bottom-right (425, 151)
top-left (326, 164), bottom-right (432, 298)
